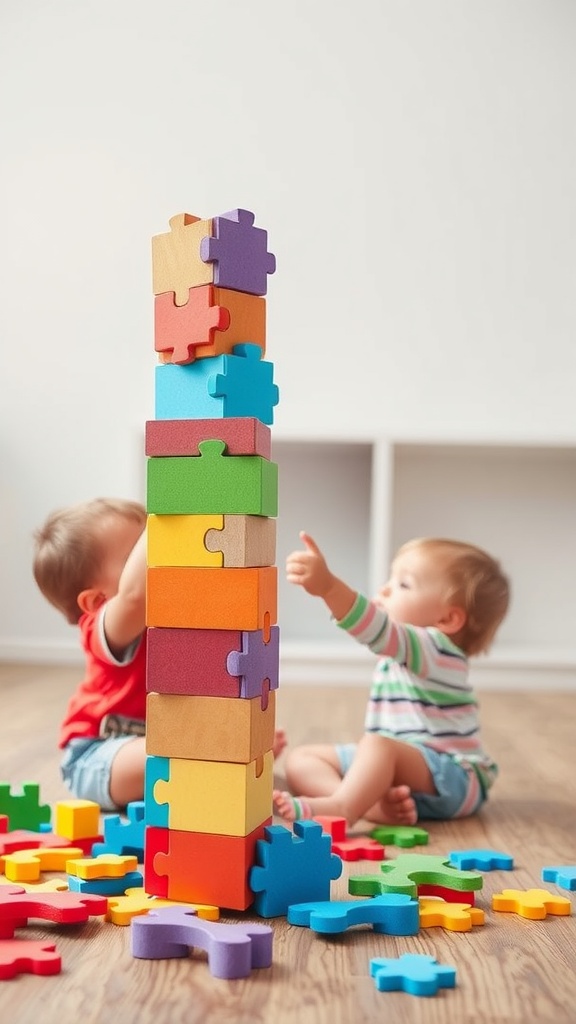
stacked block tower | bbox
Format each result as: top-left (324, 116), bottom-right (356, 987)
top-left (143, 210), bottom-right (279, 910)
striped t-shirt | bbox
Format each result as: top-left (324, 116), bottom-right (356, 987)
top-left (337, 594), bottom-right (497, 793)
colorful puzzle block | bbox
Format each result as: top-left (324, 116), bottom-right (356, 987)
top-left (106, 886), bottom-right (219, 926)
top-left (131, 906), bottom-right (274, 979)
top-left (65, 854), bottom-right (139, 879)
top-left (370, 954), bottom-right (456, 997)
top-left (541, 866), bottom-right (576, 891)
top-left (449, 848), bottom-right (514, 871)
top-left (155, 285), bottom-right (266, 364)
top-left (370, 825), bottom-right (429, 848)
top-left (418, 897), bottom-right (485, 931)
top-left (147, 627), bottom-right (245, 697)
top-left (349, 853), bottom-right (483, 899)
top-left (152, 213), bottom-right (213, 303)
top-left (0, 938), bottom-right (61, 978)
top-left (287, 893), bottom-right (419, 935)
top-left (199, 209), bottom-right (276, 295)
top-left (0, 784), bottom-right (51, 832)
top-left (226, 626), bottom-right (280, 698)
top-left (146, 691), bottom-right (276, 763)
top-left (68, 871), bottom-right (143, 895)
top-left (54, 799), bottom-right (100, 841)
top-left (145, 416), bottom-right (271, 459)
top-left (249, 821), bottom-right (342, 918)
top-left (146, 565), bottom-right (277, 631)
top-left (205, 514), bottom-right (277, 567)
top-left (91, 801), bottom-right (145, 860)
top-left (492, 888), bottom-right (572, 919)
top-left (147, 514), bottom-right (223, 567)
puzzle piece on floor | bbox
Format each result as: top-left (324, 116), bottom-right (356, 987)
top-left (154, 284), bottom-right (230, 364)
top-left (68, 871), bottom-right (143, 896)
top-left (312, 817), bottom-right (385, 861)
top-left (0, 784), bottom-right (51, 832)
top-left (0, 830), bottom-right (77, 860)
top-left (66, 854), bottom-right (139, 879)
top-left (418, 884), bottom-right (475, 905)
top-left (541, 866), bottom-right (576, 891)
top-left (349, 853), bottom-right (483, 899)
top-left (92, 801), bottom-right (145, 859)
top-left (492, 888), bottom-right (572, 919)
top-left (370, 825), bottom-right (429, 848)
top-left (226, 626), bottom-right (280, 699)
top-left (418, 897), bottom-right (485, 931)
top-left (107, 887), bottom-right (219, 926)
top-left (0, 938), bottom-right (61, 979)
top-left (0, 885), bottom-right (107, 933)
top-left (287, 893), bottom-right (419, 935)
top-left (131, 906), bottom-right (273, 979)
top-left (449, 848), bottom-right (514, 871)
top-left (249, 821), bottom-right (342, 918)
top-left (0, 877), bottom-right (69, 893)
top-left (0, 817), bottom-right (7, 833)
top-left (370, 953), bottom-right (456, 997)
top-left (199, 209), bottom-right (276, 295)
top-left (2, 846), bottom-right (83, 882)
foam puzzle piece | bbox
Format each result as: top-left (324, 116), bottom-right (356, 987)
top-left (449, 848), bottom-right (514, 871)
top-left (0, 783), bottom-right (51, 832)
top-left (250, 821), bottom-right (343, 918)
top-left (349, 853), bottom-right (483, 898)
top-left (107, 887), bottom-right (220, 926)
top-left (131, 906), bottom-right (274, 979)
top-left (370, 953), bottom-right (456, 997)
top-left (146, 691), bottom-right (276, 763)
top-left (0, 878), bottom-right (69, 893)
top-left (199, 209), bottom-right (276, 296)
top-left (205, 514), bottom-right (276, 568)
top-left (144, 758), bottom-right (170, 828)
top-left (147, 514), bottom-right (223, 567)
top-left (91, 801), bottom-right (145, 859)
top-left (226, 626), bottom-right (280, 698)
top-left (145, 822), bottom-right (271, 911)
top-left (154, 344), bottom-right (279, 425)
top-left (0, 831), bottom-right (70, 863)
top-left (418, 897), bottom-right (485, 931)
top-left (541, 866), bottom-right (576, 891)
top-left (154, 284), bottom-right (230, 364)
top-left (418, 884), bottom-right (475, 905)
top-left (152, 213), bottom-right (213, 303)
top-left (370, 825), bottom-right (429, 848)
top-left (147, 627), bottom-right (246, 697)
top-left (0, 885), bottom-right (108, 928)
top-left (146, 565), bottom-right (277, 632)
top-left (312, 818), bottom-right (385, 861)
top-left (3, 846), bottom-right (83, 882)
top-left (0, 938), bottom-right (61, 978)
top-left (0, 817), bottom-right (7, 832)
top-left (68, 871), bottom-right (143, 895)
top-left (66, 853), bottom-right (139, 879)
top-left (155, 285), bottom-right (266, 365)
top-left (147, 441), bottom-right (278, 516)
top-left (145, 416), bottom-right (271, 459)
top-left (287, 893), bottom-right (419, 935)
top-left (54, 799), bottom-right (101, 841)
top-left (492, 888), bottom-right (572, 919)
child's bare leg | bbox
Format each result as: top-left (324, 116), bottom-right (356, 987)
top-left (274, 734), bottom-right (434, 827)
top-left (284, 744), bottom-right (343, 796)
top-left (273, 728), bottom-right (288, 759)
top-left (109, 736), bottom-right (146, 808)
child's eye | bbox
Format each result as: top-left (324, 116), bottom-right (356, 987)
top-left (399, 581), bottom-right (410, 589)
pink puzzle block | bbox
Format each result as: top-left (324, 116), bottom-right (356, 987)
top-left (145, 417), bottom-right (271, 459)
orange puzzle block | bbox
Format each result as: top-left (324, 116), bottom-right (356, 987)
top-left (146, 566), bottom-right (277, 631)
top-left (155, 285), bottom-right (266, 364)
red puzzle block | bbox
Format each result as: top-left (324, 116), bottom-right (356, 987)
top-left (0, 938), bottom-right (61, 978)
top-left (145, 417), bottom-right (271, 459)
top-left (313, 817), bottom-right (384, 861)
top-left (146, 627), bottom-right (243, 697)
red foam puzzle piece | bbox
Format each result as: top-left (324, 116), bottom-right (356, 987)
top-left (0, 938), bottom-right (61, 978)
top-left (0, 884), bottom-right (108, 928)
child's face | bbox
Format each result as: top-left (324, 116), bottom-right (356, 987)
top-left (95, 515), bottom-right (144, 599)
top-left (374, 547), bottom-right (453, 628)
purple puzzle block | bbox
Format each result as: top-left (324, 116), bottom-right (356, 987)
top-left (131, 906), bottom-right (273, 979)
top-left (200, 209), bottom-right (276, 296)
top-left (226, 627), bottom-right (280, 699)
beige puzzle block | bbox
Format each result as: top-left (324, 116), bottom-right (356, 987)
top-left (205, 515), bottom-right (276, 567)
top-left (146, 691), bottom-right (276, 763)
top-left (153, 753), bottom-right (274, 837)
top-left (147, 514), bottom-right (223, 567)
top-left (152, 213), bottom-right (213, 303)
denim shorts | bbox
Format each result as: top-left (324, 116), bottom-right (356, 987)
top-left (60, 735), bottom-right (139, 812)
top-left (335, 741), bottom-right (485, 820)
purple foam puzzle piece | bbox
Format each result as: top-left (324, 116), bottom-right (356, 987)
top-left (200, 209), bottom-right (276, 295)
top-left (226, 627), bottom-right (280, 699)
top-left (131, 906), bottom-right (273, 979)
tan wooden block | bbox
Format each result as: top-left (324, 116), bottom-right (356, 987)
top-left (205, 515), bottom-right (276, 567)
top-left (152, 213), bottom-right (213, 303)
top-left (146, 691), bottom-right (276, 763)
top-left (147, 514), bottom-right (223, 567)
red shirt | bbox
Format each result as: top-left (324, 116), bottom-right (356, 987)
top-left (59, 606), bottom-right (146, 748)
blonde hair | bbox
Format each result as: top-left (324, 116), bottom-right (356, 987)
top-left (33, 498), bottom-right (146, 625)
top-left (397, 537), bottom-right (510, 656)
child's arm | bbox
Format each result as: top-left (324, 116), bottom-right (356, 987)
top-left (101, 531), bottom-right (147, 660)
top-left (286, 531), bottom-right (357, 621)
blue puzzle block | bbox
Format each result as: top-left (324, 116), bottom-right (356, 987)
top-left (155, 343), bottom-right (279, 424)
top-left (249, 821), bottom-right (342, 918)
top-left (92, 801), bottom-right (145, 860)
top-left (449, 848), bottom-right (514, 871)
top-left (542, 865), bottom-right (576, 891)
top-left (68, 870), bottom-right (143, 895)
top-left (287, 893), bottom-right (419, 935)
top-left (370, 954), bottom-right (457, 997)
top-left (144, 757), bottom-right (170, 828)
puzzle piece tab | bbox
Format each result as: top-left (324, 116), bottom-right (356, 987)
top-left (349, 853), bottom-right (482, 899)
top-left (492, 888), bottom-right (572, 919)
top-left (205, 514), bottom-right (276, 568)
top-left (226, 626), bottom-right (280, 698)
top-left (250, 821), bottom-right (342, 918)
top-left (0, 938), bottom-right (61, 978)
top-left (287, 893), bottom-right (419, 935)
top-left (0, 783), bottom-right (51, 832)
top-left (541, 866), bottom-right (576, 891)
top-left (131, 906), bottom-right (273, 979)
top-left (449, 848), bottom-right (513, 871)
top-left (370, 953), bottom-right (456, 997)
top-left (199, 209), bottom-right (276, 295)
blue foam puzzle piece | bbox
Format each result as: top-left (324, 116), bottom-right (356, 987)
top-left (144, 757), bottom-right (170, 828)
top-left (449, 848), bottom-right (514, 871)
top-left (370, 953), bottom-right (456, 997)
top-left (542, 865), bottom-right (576, 891)
top-left (249, 821), bottom-right (342, 918)
top-left (68, 870), bottom-right (143, 895)
top-left (92, 801), bottom-right (145, 859)
top-left (287, 893), bottom-right (419, 935)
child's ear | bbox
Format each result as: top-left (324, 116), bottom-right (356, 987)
top-left (437, 605), bottom-right (466, 636)
top-left (77, 588), bottom-right (106, 615)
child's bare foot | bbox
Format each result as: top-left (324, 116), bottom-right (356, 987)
top-left (368, 784), bottom-right (418, 826)
top-left (273, 728), bottom-right (288, 759)
top-left (273, 789), bottom-right (313, 821)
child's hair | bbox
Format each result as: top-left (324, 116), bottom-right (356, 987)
top-left (397, 537), bottom-right (510, 656)
top-left (33, 498), bottom-right (146, 625)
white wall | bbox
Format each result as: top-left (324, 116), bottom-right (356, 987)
top-left (1, 0), bottom-right (575, 661)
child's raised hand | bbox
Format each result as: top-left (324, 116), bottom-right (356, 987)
top-left (285, 531), bottom-right (334, 597)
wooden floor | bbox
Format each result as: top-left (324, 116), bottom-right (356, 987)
top-left (0, 663), bottom-right (575, 1024)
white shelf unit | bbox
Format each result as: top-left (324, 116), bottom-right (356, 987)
top-left (273, 437), bottom-right (576, 690)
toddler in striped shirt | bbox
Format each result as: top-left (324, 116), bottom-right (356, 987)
top-left (274, 532), bottom-right (510, 826)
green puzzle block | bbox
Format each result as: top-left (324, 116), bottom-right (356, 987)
top-left (349, 853), bottom-right (483, 898)
top-left (147, 439), bottom-right (278, 516)
top-left (0, 782), bottom-right (51, 831)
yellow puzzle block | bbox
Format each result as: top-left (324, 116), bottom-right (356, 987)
top-left (146, 691), bottom-right (276, 763)
top-left (153, 752), bottom-right (274, 837)
top-left (54, 799), bottom-right (101, 840)
top-left (147, 514), bottom-right (223, 567)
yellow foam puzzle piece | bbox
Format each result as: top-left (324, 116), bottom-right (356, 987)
top-left (492, 888), bottom-right (572, 919)
top-left (419, 896), bottom-right (485, 931)
top-left (66, 853), bottom-right (139, 879)
top-left (106, 887), bottom-right (220, 926)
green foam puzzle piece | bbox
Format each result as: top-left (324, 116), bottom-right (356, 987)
top-left (370, 825), bottom-right (429, 848)
top-left (349, 852), bottom-right (483, 898)
top-left (0, 783), bottom-right (51, 832)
